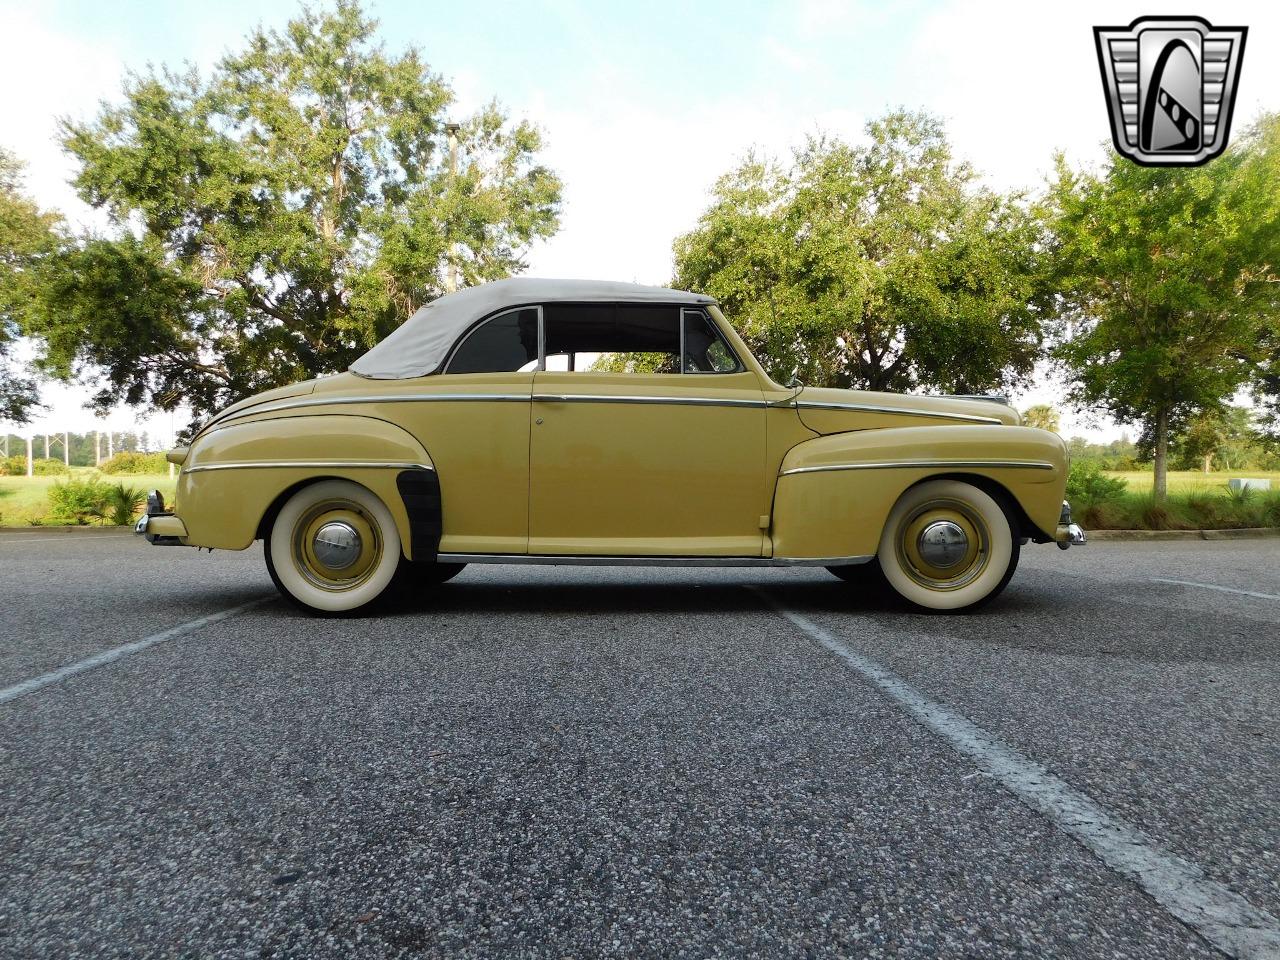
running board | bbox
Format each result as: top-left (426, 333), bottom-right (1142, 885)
top-left (434, 553), bottom-right (874, 568)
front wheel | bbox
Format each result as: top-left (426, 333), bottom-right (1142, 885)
top-left (265, 479), bottom-right (402, 615)
top-left (876, 479), bottom-right (1019, 612)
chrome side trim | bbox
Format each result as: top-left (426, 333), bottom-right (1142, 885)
top-left (216, 392), bottom-right (531, 424)
top-left (942, 394), bottom-right (1010, 405)
top-left (184, 460), bottom-right (434, 474)
top-left (796, 400), bottom-right (1003, 425)
top-left (532, 394), bottom-right (765, 408)
top-left (436, 553), bottom-right (874, 568)
top-left (215, 390), bottom-right (769, 424)
top-left (780, 459), bottom-right (1055, 477)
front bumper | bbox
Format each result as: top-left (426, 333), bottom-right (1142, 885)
top-left (1055, 500), bottom-right (1087, 550)
top-left (134, 490), bottom-right (189, 546)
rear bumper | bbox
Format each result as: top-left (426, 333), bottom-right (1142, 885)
top-left (134, 490), bottom-right (189, 546)
top-left (1055, 500), bottom-right (1087, 550)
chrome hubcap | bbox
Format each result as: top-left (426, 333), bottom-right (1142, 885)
top-left (312, 521), bottom-right (361, 570)
top-left (917, 520), bottom-right (969, 569)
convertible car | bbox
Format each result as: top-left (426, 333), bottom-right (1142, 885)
top-left (137, 278), bottom-right (1085, 614)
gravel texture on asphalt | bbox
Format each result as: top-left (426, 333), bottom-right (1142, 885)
top-left (0, 535), bottom-right (1275, 958)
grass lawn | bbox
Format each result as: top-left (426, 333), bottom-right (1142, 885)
top-left (1106, 470), bottom-right (1280, 494)
top-left (0, 469), bottom-right (177, 527)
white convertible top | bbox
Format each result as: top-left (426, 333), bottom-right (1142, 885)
top-left (350, 277), bottom-right (716, 380)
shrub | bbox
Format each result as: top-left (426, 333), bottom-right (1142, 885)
top-left (2, 456), bottom-right (70, 475)
top-left (99, 451), bottom-right (168, 474)
top-left (103, 483), bottom-right (146, 525)
top-left (1065, 460), bottom-right (1128, 506)
top-left (32, 457), bottom-right (70, 475)
top-left (47, 476), bottom-right (112, 524)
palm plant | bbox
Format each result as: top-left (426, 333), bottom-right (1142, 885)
top-left (101, 483), bottom-right (146, 526)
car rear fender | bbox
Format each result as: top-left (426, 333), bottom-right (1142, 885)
top-left (176, 414), bottom-right (437, 558)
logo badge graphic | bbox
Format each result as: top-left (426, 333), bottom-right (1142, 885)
top-left (1094, 16), bottom-right (1247, 166)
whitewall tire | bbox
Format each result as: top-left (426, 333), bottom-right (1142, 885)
top-left (265, 479), bottom-right (402, 614)
top-left (876, 479), bottom-right (1019, 612)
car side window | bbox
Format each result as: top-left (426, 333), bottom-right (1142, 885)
top-left (682, 309), bottom-right (743, 373)
top-left (445, 308), bottom-right (540, 374)
top-left (543, 303), bottom-right (682, 373)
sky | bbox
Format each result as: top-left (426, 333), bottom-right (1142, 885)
top-left (2, 0), bottom-right (1277, 445)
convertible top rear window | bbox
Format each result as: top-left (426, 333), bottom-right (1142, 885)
top-left (446, 308), bottom-right (539, 374)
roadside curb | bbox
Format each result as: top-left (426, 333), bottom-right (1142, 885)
top-left (1087, 528), bottom-right (1280, 541)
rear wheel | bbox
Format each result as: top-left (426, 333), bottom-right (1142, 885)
top-left (876, 479), bottom-right (1019, 612)
top-left (265, 479), bottom-right (402, 615)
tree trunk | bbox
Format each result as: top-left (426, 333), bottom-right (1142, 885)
top-left (1202, 453), bottom-right (1212, 474)
top-left (1153, 407), bottom-right (1169, 503)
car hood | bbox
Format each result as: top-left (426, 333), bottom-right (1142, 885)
top-left (792, 386), bottom-right (1021, 435)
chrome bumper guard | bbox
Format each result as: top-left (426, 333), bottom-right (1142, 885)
top-left (1056, 500), bottom-right (1087, 550)
top-left (134, 490), bottom-right (186, 546)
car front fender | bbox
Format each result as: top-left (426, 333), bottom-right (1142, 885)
top-left (770, 425), bottom-right (1068, 561)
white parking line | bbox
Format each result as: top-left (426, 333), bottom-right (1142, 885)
top-left (754, 590), bottom-right (1280, 960)
top-left (1151, 578), bottom-right (1280, 603)
top-left (0, 597), bottom-right (271, 706)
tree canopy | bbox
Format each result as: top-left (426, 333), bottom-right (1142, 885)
top-left (19, 0), bottom-right (561, 427)
top-left (1046, 113), bottom-right (1280, 499)
top-left (0, 149), bottom-right (60, 424)
top-left (673, 111), bottom-right (1049, 395)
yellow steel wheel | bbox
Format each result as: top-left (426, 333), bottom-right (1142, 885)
top-left (877, 479), bottom-right (1018, 612)
top-left (895, 499), bottom-right (988, 591)
top-left (266, 480), bottom-right (401, 614)
top-left (292, 501), bottom-right (382, 591)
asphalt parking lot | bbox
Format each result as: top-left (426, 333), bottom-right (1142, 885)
top-left (0, 533), bottom-right (1277, 958)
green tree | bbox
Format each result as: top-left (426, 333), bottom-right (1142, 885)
top-left (21, 0), bottom-right (561, 427)
top-left (1021, 403), bottom-right (1060, 433)
top-left (0, 148), bottom-right (60, 423)
top-left (673, 111), bottom-right (1048, 393)
top-left (1047, 114), bottom-right (1280, 502)
top-left (1175, 405), bottom-right (1265, 473)
top-left (1175, 412), bottom-right (1224, 473)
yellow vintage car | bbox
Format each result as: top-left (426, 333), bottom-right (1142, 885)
top-left (137, 278), bottom-right (1085, 614)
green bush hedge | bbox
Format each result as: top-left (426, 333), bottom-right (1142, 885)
top-left (47, 477), bottom-right (147, 525)
top-left (1076, 489), bottom-right (1280, 530)
top-left (0, 455), bottom-right (27, 476)
top-left (0, 456), bottom-right (70, 475)
top-left (32, 457), bottom-right (70, 475)
top-left (99, 451), bottom-right (168, 474)
top-left (48, 476), bottom-right (112, 523)
top-left (1065, 460), bottom-right (1127, 505)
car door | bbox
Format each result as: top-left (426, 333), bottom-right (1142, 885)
top-left (392, 306), bottom-right (538, 555)
top-left (529, 303), bottom-right (767, 557)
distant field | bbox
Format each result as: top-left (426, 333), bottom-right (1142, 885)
top-left (0, 470), bottom-right (177, 527)
top-left (1106, 470), bottom-right (1280, 493)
